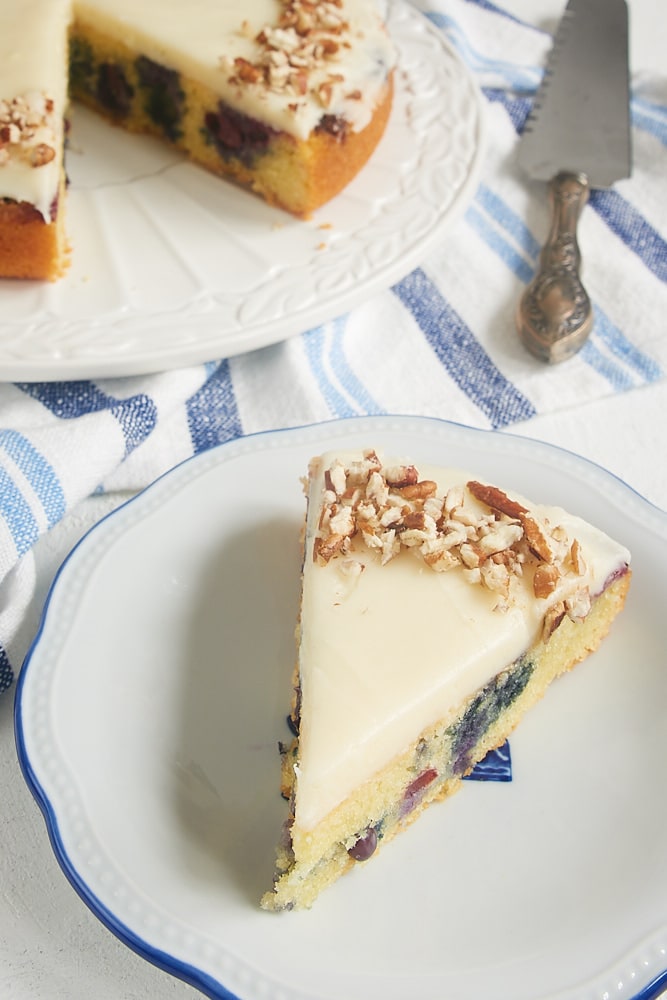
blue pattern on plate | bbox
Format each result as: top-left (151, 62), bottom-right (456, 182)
top-left (465, 740), bottom-right (512, 782)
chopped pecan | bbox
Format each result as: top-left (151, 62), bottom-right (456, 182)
top-left (396, 480), bottom-right (438, 501)
top-left (459, 541), bottom-right (484, 569)
top-left (316, 82), bottom-right (333, 107)
top-left (314, 532), bottom-right (346, 563)
top-left (521, 514), bottom-right (554, 563)
top-left (478, 522), bottom-right (523, 556)
top-left (533, 562), bottom-right (561, 599)
top-left (29, 142), bottom-right (55, 167)
top-left (566, 587), bottom-right (591, 621)
top-left (543, 601), bottom-right (567, 639)
top-left (233, 57), bottom-right (263, 83)
top-left (481, 560), bottom-right (511, 596)
top-left (384, 465), bottom-right (419, 489)
top-left (568, 538), bottom-right (586, 576)
top-left (401, 510), bottom-right (427, 532)
top-left (422, 547), bottom-right (459, 571)
top-left (468, 480), bottom-right (554, 563)
top-left (467, 481), bottom-right (528, 520)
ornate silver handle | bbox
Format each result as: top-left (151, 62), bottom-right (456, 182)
top-left (517, 171), bottom-right (593, 364)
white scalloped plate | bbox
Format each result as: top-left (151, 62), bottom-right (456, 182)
top-left (15, 415), bottom-right (667, 1000)
top-left (0, 4), bottom-right (484, 382)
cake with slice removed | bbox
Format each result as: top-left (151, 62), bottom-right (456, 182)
top-left (1, 0), bottom-right (395, 280)
top-left (261, 448), bottom-right (631, 911)
top-left (70, 0), bottom-right (395, 218)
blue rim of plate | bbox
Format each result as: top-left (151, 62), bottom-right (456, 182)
top-left (14, 414), bottom-right (667, 1000)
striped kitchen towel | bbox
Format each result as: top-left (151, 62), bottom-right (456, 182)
top-left (1, 0), bottom-right (666, 691)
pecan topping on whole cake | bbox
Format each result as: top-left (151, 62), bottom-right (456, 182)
top-left (0, 92), bottom-right (57, 168)
top-left (221, 0), bottom-right (360, 113)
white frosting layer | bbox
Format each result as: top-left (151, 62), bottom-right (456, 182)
top-left (0, 0), bottom-right (70, 220)
top-left (295, 452), bottom-right (630, 831)
top-left (74, 0), bottom-right (395, 139)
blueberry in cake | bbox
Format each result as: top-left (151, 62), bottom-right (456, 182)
top-left (261, 449), bottom-right (631, 910)
top-left (1, 0), bottom-right (395, 280)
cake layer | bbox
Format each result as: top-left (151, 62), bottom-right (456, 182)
top-left (262, 449), bottom-right (631, 910)
top-left (0, 176), bottom-right (69, 281)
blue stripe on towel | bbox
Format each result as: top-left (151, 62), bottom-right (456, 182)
top-left (17, 381), bottom-right (105, 419)
top-left (186, 360), bottom-right (242, 454)
top-left (304, 324), bottom-right (358, 418)
top-left (327, 316), bottom-right (383, 415)
top-left (465, 0), bottom-right (533, 27)
top-left (632, 96), bottom-right (667, 146)
top-left (482, 89), bottom-right (533, 132)
top-left (425, 13), bottom-right (541, 91)
top-left (589, 307), bottom-right (663, 383)
top-left (579, 339), bottom-right (635, 391)
top-left (0, 430), bottom-right (65, 529)
top-left (465, 203), bottom-right (534, 284)
top-left (17, 382), bottom-right (157, 457)
top-left (0, 466), bottom-right (39, 557)
top-left (303, 315), bottom-right (397, 418)
top-left (108, 393), bottom-right (157, 456)
top-left (476, 184), bottom-right (542, 260)
top-left (590, 188), bottom-right (667, 285)
top-left (0, 645), bottom-right (13, 693)
top-left (393, 268), bottom-right (536, 428)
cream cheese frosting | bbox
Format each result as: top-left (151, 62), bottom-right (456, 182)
top-left (294, 451), bottom-right (630, 831)
top-left (0, 0), bottom-right (71, 221)
top-left (74, 0), bottom-right (395, 140)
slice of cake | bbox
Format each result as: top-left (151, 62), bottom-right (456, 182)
top-left (0, 0), bottom-right (72, 280)
top-left (69, 0), bottom-right (394, 218)
top-left (261, 449), bottom-right (631, 911)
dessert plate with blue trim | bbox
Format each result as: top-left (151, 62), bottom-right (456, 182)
top-left (15, 415), bottom-right (667, 1000)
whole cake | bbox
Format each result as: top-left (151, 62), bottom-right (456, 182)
top-left (0, 0), bottom-right (395, 280)
top-left (261, 449), bottom-right (631, 910)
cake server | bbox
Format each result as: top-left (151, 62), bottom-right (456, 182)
top-left (516, 0), bottom-right (632, 363)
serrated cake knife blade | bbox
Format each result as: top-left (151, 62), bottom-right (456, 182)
top-left (516, 0), bottom-right (632, 363)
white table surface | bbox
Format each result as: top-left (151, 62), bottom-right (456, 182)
top-left (1, 2), bottom-right (665, 998)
